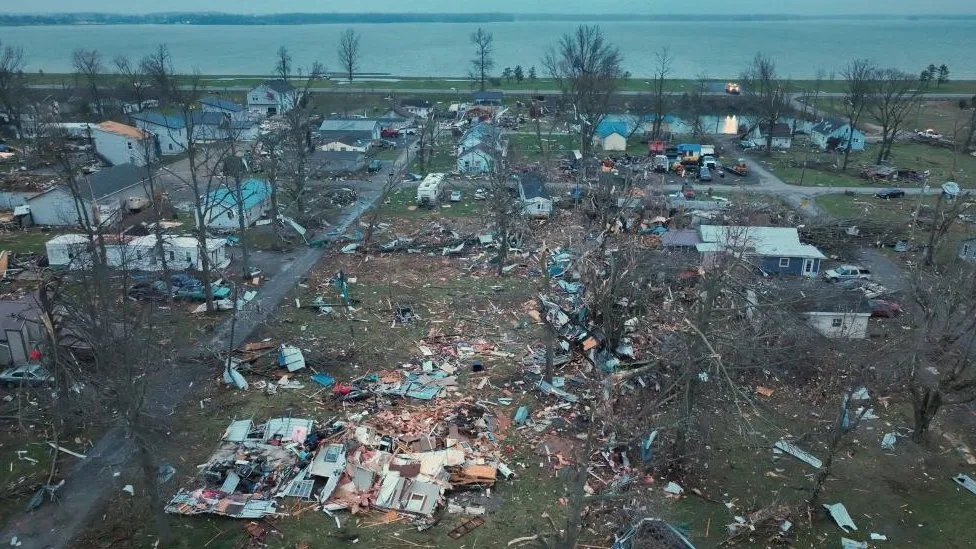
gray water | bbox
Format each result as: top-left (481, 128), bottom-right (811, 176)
top-left (2, 19), bottom-right (974, 78)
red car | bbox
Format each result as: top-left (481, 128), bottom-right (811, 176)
top-left (869, 299), bottom-right (902, 318)
top-left (381, 128), bottom-right (400, 138)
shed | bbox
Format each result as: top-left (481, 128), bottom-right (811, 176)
top-left (796, 292), bottom-right (872, 339)
top-left (743, 123), bottom-right (793, 150)
top-left (0, 299), bottom-right (42, 366)
top-left (660, 229), bottom-right (701, 251)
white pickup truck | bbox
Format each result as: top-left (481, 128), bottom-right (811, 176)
top-left (916, 128), bottom-right (943, 140)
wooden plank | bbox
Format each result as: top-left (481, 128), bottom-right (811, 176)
top-left (447, 517), bottom-right (485, 539)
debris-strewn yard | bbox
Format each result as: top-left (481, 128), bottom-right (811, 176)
top-left (67, 189), bottom-right (976, 549)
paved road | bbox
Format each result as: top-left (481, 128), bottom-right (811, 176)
top-left (25, 82), bottom-right (975, 101)
top-left (0, 143), bottom-right (416, 549)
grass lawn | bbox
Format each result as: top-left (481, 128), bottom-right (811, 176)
top-left (756, 140), bottom-right (976, 188)
top-left (0, 228), bottom-right (64, 255)
top-left (369, 147), bottom-right (402, 162)
top-left (815, 192), bottom-right (939, 222)
top-left (375, 188), bottom-right (486, 219)
top-left (508, 132), bottom-right (576, 162)
top-left (410, 138), bottom-right (457, 173)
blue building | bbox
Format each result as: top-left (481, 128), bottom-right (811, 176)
top-left (697, 225), bottom-right (825, 277)
top-left (200, 178), bottom-right (272, 230)
top-left (810, 118), bottom-right (866, 152)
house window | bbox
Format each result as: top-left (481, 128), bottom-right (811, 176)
top-left (964, 244), bottom-right (971, 257)
top-left (227, 211), bottom-right (235, 219)
top-left (168, 143), bottom-right (173, 151)
top-left (127, 142), bottom-right (133, 150)
top-left (186, 252), bottom-right (192, 263)
top-left (831, 318), bottom-right (843, 328)
top-left (168, 251), bottom-right (175, 261)
top-left (136, 250), bottom-right (142, 260)
top-left (779, 258), bottom-right (790, 268)
top-left (537, 203), bottom-right (544, 210)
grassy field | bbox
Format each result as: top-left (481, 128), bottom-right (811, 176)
top-left (754, 140), bottom-right (976, 188)
top-left (815, 192), bottom-right (936, 221)
top-left (0, 228), bottom-right (64, 254)
top-left (375, 187), bottom-right (487, 218)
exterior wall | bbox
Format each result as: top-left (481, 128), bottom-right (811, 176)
top-left (403, 106), bottom-right (432, 118)
top-left (247, 85), bottom-right (295, 116)
top-left (205, 201), bottom-right (268, 230)
top-left (457, 150), bottom-right (493, 173)
top-left (803, 312), bottom-right (870, 339)
top-left (321, 140), bottom-right (369, 153)
top-left (93, 128), bottom-right (154, 167)
top-left (133, 119), bottom-right (187, 155)
top-left (521, 197), bottom-right (552, 218)
top-left (959, 239), bottom-right (976, 262)
top-left (758, 256), bottom-right (821, 277)
top-left (28, 189), bottom-right (86, 226)
top-left (0, 191), bottom-right (33, 209)
top-left (600, 133), bottom-right (627, 151)
top-left (201, 103), bottom-right (249, 123)
top-left (812, 127), bottom-right (866, 152)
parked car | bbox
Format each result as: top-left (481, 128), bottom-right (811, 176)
top-left (869, 299), bottom-right (902, 318)
top-left (0, 364), bottom-right (54, 386)
top-left (128, 282), bottom-right (169, 302)
top-left (450, 190), bottom-right (462, 202)
top-left (875, 188), bottom-right (906, 199)
top-left (381, 128), bottom-right (400, 138)
top-left (681, 184), bottom-right (696, 199)
top-left (474, 188), bottom-right (487, 200)
top-left (401, 128), bottom-right (418, 135)
top-left (698, 166), bottom-right (712, 182)
top-left (367, 160), bottom-right (383, 173)
top-left (825, 265), bottom-right (872, 282)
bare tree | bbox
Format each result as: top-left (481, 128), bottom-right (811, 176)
top-left (649, 46), bottom-right (674, 140)
top-left (962, 94), bottom-right (976, 153)
top-left (337, 30), bottom-right (361, 83)
top-left (139, 44), bottom-right (174, 106)
top-left (922, 190), bottom-right (973, 266)
top-left (740, 53), bottom-right (790, 154)
top-left (868, 68), bottom-right (924, 164)
top-left (114, 54), bottom-right (147, 111)
top-left (279, 62), bottom-right (325, 214)
top-left (469, 27), bottom-right (495, 92)
top-left (71, 49), bottom-right (104, 116)
top-left (903, 261), bottom-right (976, 442)
top-left (414, 109), bottom-right (438, 173)
top-left (275, 45), bottom-right (293, 83)
top-left (542, 25), bottom-right (624, 177)
top-left (840, 59), bottom-right (875, 170)
top-left (686, 72), bottom-right (709, 139)
top-left (0, 40), bottom-right (27, 135)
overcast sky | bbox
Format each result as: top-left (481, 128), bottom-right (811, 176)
top-left (6, 0), bottom-right (976, 14)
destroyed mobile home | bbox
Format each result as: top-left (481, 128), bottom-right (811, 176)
top-left (165, 403), bottom-right (516, 522)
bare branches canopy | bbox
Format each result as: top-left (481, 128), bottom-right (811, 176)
top-left (469, 27), bottom-right (495, 92)
top-left (337, 29), bottom-right (361, 82)
top-left (740, 52), bottom-right (790, 154)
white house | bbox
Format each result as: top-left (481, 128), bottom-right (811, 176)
top-left (200, 178), bottom-right (272, 230)
top-left (199, 97), bottom-right (250, 123)
top-left (400, 99), bottom-right (433, 119)
top-left (27, 164), bottom-right (150, 227)
top-left (518, 173), bottom-right (552, 218)
top-left (46, 233), bottom-right (227, 271)
top-left (743, 122), bottom-right (793, 150)
top-left (457, 144), bottom-right (496, 174)
top-left (810, 117), bottom-right (866, 152)
top-left (130, 111), bottom-right (187, 155)
top-left (247, 79), bottom-right (296, 116)
top-left (92, 121), bottom-right (157, 167)
top-left (593, 115), bottom-right (638, 152)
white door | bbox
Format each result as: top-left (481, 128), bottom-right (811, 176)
top-left (803, 259), bottom-right (815, 276)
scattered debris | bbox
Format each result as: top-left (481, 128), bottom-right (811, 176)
top-left (823, 502), bottom-right (858, 533)
top-left (447, 517), bottom-right (485, 539)
top-left (664, 481), bottom-right (684, 495)
top-left (881, 433), bottom-right (897, 451)
top-left (774, 440), bottom-right (823, 469)
top-left (953, 473), bottom-right (976, 496)
top-left (122, 485), bottom-right (134, 496)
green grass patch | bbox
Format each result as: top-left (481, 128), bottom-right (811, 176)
top-left (369, 147), bottom-right (402, 162)
top-left (0, 229), bottom-right (63, 255)
top-left (508, 132), bottom-right (577, 161)
top-left (375, 188), bottom-right (486, 219)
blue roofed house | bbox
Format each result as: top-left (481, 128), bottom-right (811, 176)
top-left (518, 172), bottom-right (552, 218)
top-left (593, 115), bottom-right (638, 151)
top-left (190, 111), bottom-right (259, 142)
top-left (200, 178), bottom-right (272, 230)
top-left (457, 123), bottom-right (506, 174)
top-left (199, 97), bottom-right (250, 123)
top-left (810, 117), bottom-right (866, 152)
top-left (130, 111), bottom-right (187, 155)
top-left (697, 225), bottom-right (826, 277)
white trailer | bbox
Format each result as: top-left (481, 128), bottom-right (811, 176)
top-left (416, 173), bottom-right (446, 206)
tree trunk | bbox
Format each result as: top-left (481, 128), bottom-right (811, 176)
top-left (912, 386), bottom-right (942, 443)
top-left (842, 127), bottom-right (855, 170)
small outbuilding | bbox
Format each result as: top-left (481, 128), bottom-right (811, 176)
top-left (518, 173), bottom-right (552, 218)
